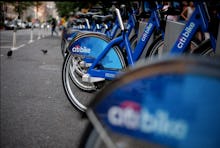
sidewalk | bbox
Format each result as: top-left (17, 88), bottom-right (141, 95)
top-left (0, 36), bottom-right (88, 148)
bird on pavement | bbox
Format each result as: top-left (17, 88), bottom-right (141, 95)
top-left (7, 50), bottom-right (13, 57)
top-left (41, 49), bottom-right (48, 54)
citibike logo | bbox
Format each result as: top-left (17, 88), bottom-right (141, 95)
top-left (72, 45), bottom-right (91, 54)
top-left (177, 22), bottom-right (195, 49)
top-left (141, 23), bottom-right (153, 42)
top-left (107, 101), bottom-right (188, 140)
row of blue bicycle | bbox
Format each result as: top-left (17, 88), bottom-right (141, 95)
top-left (60, 1), bottom-right (220, 147)
top-left (61, 0), bottom-right (218, 111)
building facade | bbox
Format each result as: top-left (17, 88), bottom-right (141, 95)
top-left (1, 2), bottom-right (58, 22)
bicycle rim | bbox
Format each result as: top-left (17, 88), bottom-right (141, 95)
top-left (148, 39), bottom-right (165, 58)
top-left (147, 38), bottom-right (199, 57)
top-left (62, 54), bottom-right (96, 112)
top-left (62, 48), bottom-right (126, 112)
top-left (191, 40), bottom-right (215, 56)
top-left (200, 48), bottom-right (215, 56)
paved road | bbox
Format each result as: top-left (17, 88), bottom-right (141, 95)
top-left (0, 29), bottom-right (89, 148)
top-left (0, 28), bottom-right (51, 51)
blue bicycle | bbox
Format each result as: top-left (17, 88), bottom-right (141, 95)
top-left (147, 1), bottom-right (218, 56)
top-left (60, 11), bottom-right (107, 58)
top-left (60, 2), bottom-right (136, 58)
top-left (80, 55), bottom-right (220, 148)
top-left (62, 1), bottom-right (168, 112)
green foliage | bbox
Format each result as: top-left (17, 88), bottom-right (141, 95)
top-left (55, 2), bottom-right (80, 17)
top-left (55, 1), bottom-right (100, 17)
top-left (0, 21), bottom-right (4, 27)
top-left (26, 15), bottom-right (32, 22)
top-left (7, 2), bottom-right (33, 16)
top-left (4, 1), bottom-right (42, 18)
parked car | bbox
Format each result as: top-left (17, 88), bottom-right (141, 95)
top-left (4, 20), bottom-right (17, 30)
top-left (26, 22), bottom-right (33, 28)
top-left (40, 22), bottom-right (50, 29)
top-left (33, 22), bottom-right (40, 28)
top-left (14, 19), bottom-right (26, 29)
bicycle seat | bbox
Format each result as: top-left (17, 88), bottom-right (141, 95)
top-left (92, 14), bottom-right (114, 23)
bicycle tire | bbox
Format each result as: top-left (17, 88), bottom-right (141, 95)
top-left (61, 31), bottom-right (86, 58)
top-left (61, 38), bottom-right (68, 58)
top-left (199, 47), bottom-right (215, 56)
top-left (145, 35), bottom-right (165, 58)
top-left (81, 125), bottom-right (153, 148)
top-left (130, 34), bottom-right (138, 51)
top-left (62, 34), bottom-right (126, 112)
top-left (190, 39), bottom-right (215, 56)
top-left (81, 126), bottom-right (163, 148)
top-left (146, 36), bottom-right (203, 57)
top-left (62, 53), bottom-right (97, 112)
top-left (82, 127), bottom-right (104, 148)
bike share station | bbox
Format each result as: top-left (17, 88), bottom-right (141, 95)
top-left (83, 19), bottom-right (220, 147)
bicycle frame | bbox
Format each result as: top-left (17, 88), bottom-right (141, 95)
top-left (85, 6), bottom-right (164, 80)
top-left (84, 1), bottom-right (217, 81)
top-left (170, 1), bottom-right (216, 53)
top-left (103, 10), bottom-right (138, 40)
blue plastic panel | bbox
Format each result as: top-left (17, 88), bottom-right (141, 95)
top-left (69, 36), bottom-right (123, 69)
top-left (93, 73), bottom-right (220, 147)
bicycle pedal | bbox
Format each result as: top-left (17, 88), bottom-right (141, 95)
top-left (82, 74), bottom-right (105, 83)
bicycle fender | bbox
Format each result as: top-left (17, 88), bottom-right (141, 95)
top-left (68, 33), bottom-right (125, 69)
top-left (87, 56), bottom-right (220, 147)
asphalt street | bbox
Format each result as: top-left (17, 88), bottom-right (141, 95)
top-left (0, 29), bottom-right (89, 148)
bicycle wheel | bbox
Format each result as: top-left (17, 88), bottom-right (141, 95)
top-left (191, 39), bottom-right (215, 56)
top-left (62, 53), bottom-right (99, 112)
top-left (199, 47), bottom-right (215, 56)
top-left (130, 34), bottom-right (137, 52)
top-left (62, 35), bottom-right (126, 112)
top-left (146, 36), bottom-right (201, 57)
top-left (61, 38), bottom-right (69, 58)
top-left (81, 126), bottom-right (105, 148)
top-left (82, 127), bottom-right (128, 148)
top-left (145, 35), bottom-right (165, 58)
top-left (61, 31), bottom-right (85, 58)
top-left (81, 126), bottom-right (157, 148)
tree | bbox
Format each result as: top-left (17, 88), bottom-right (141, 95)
top-left (55, 2), bottom-right (80, 17)
top-left (4, 1), bottom-right (42, 19)
top-left (7, 1), bottom-right (33, 19)
top-left (55, 1), bottom-right (100, 17)
top-left (33, 1), bottom-right (43, 19)
top-left (0, 1), bottom-right (5, 23)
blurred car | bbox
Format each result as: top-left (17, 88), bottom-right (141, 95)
top-left (4, 20), bottom-right (17, 30)
top-left (26, 22), bottom-right (33, 28)
top-left (41, 22), bottom-right (50, 29)
top-left (13, 19), bottom-right (28, 29)
top-left (33, 22), bottom-right (40, 28)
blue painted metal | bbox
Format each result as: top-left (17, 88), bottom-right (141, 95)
top-left (170, 2), bottom-right (216, 53)
top-left (71, 4), bottom-right (164, 80)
